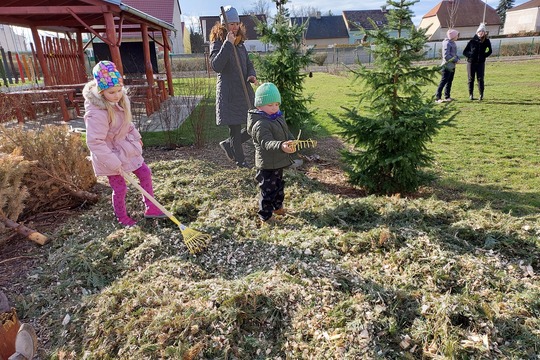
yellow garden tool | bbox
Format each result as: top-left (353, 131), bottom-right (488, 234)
top-left (122, 171), bottom-right (211, 254)
top-left (290, 130), bottom-right (317, 152)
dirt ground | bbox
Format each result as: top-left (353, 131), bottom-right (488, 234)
top-left (0, 136), bottom-right (363, 306)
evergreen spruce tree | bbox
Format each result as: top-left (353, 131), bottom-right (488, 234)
top-left (333, 0), bottom-right (454, 195)
top-left (253, 0), bottom-right (314, 128)
top-left (496, 0), bottom-right (515, 25)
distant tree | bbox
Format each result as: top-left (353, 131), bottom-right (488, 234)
top-left (253, 0), bottom-right (314, 128)
top-left (289, 5), bottom-right (321, 17)
top-left (496, 0), bottom-right (515, 24)
top-left (242, 0), bottom-right (272, 17)
top-left (443, 0), bottom-right (460, 28)
top-left (332, 0), bottom-right (455, 195)
top-left (189, 31), bottom-right (205, 54)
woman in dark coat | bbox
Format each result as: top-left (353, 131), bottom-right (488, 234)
top-left (210, 5), bottom-right (258, 168)
top-left (463, 23), bottom-right (492, 101)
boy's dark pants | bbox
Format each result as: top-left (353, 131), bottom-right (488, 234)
top-left (255, 168), bottom-right (285, 221)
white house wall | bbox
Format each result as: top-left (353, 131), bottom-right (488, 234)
top-left (171, 0), bottom-right (184, 53)
top-left (504, 8), bottom-right (540, 34)
top-left (419, 18), bottom-right (441, 39)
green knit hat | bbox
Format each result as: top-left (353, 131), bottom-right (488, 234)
top-left (254, 82), bottom-right (281, 107)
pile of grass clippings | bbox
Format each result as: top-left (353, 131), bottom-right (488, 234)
top-left (12, 158), bottom-right (540, 359)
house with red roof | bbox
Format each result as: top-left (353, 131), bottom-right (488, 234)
top-left (503, 0), bottom-right (540, 34)
top-left (123, 0), bottom-right (184, 54)
top-left (419, 0), bottom-right (502, 40)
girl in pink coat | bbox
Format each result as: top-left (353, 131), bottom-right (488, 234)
top-left (83, 60), bottom-right (165, 226)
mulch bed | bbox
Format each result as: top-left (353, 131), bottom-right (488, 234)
top-left (0, 136), bottom-right (361, 303)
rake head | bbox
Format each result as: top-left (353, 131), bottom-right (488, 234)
top-left (290, 139), bottom-right (317, 152)
top-left (180, 227), bottom-right (211, 254)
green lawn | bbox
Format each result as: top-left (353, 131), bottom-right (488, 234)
top-left (302, 59), bottom-right (540, 214)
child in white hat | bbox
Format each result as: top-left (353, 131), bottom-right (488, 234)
top-left (463, 23), bottom-right (493, 100)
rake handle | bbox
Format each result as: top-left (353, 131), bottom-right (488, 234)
top-left (121, 171), bottom-right (183, 228)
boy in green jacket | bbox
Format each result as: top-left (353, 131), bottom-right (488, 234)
top-left (247, 83), bottom-right (296, 224)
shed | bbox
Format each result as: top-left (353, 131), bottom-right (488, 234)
top-left (419, 0), bottom-right (502, 40)
top-left (504, 0), bottom-right (540, 34)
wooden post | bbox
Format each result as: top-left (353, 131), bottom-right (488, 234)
top-left (31, 26), bottom-right (51, 86)
top-left (140, 24), bottom-right (155, 87)
top-left (76, 30), bottom-right (87, 83)
top-left (161, 28), bottom-right (174, 96)
top-left (104, 12), bottom-right (123, 75)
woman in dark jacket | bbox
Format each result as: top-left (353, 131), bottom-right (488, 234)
top-left (210, 5), bottom-right (258, 168)
top-left (463, 23), bottom-right (492, 100)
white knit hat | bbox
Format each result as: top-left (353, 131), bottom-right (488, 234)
top-left (477, 23), bottom-right (486, 33)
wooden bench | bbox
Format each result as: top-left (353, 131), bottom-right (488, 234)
top-left (127, 85), bottom-right (155, 116)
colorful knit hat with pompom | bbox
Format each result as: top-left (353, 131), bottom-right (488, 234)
top-left (92, 60), bottom-right (123, 92)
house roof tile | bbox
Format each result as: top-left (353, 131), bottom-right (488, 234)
top-left (422, 0), bottom-right (502, 27)
top-left (290, 15), bottom-right (349, 39)
top-left (342, 10), bottom-right (390, 31)
top-left (123, 0), bottom-right (174, 24)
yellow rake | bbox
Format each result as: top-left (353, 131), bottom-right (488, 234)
top-left (122, 171), bottom-right (210, 254)
top-left (290, 130), bottom-right (318, 152)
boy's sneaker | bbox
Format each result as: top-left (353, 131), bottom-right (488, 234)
top-left (260, 216), bottom-right (278, 227)
top-left (219, 140), bottom-right (235, 161)
top-left (273, 208), bottom-right (286, 216)
top-left (444, 97), bottom-right (454, 102)
top-left (435, 99), bottom-right (444, 103)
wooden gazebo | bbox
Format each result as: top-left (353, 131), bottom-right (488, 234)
top-left (0, 0), bottom-right (175, 97)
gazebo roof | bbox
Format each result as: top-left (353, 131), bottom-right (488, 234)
top-left (0, 0), bottom-right (174, 33)
top-left (0, 0), bottom-right (176, 99)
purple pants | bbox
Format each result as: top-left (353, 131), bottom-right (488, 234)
top-left (107, 163), bottom-right (159, 225)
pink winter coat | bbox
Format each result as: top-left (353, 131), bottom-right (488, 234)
top-left (83, 81), bottom-right (144, 176)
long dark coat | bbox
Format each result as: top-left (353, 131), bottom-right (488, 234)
top-left (210, 39), bottom-right (256, 126)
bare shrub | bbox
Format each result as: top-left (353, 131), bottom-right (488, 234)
top-left (158, 57), bottom-right (207, 72)
top-left (499, 42), bottom-right (540, 56)
top-left (153, 73), bottom-right (212, 148)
